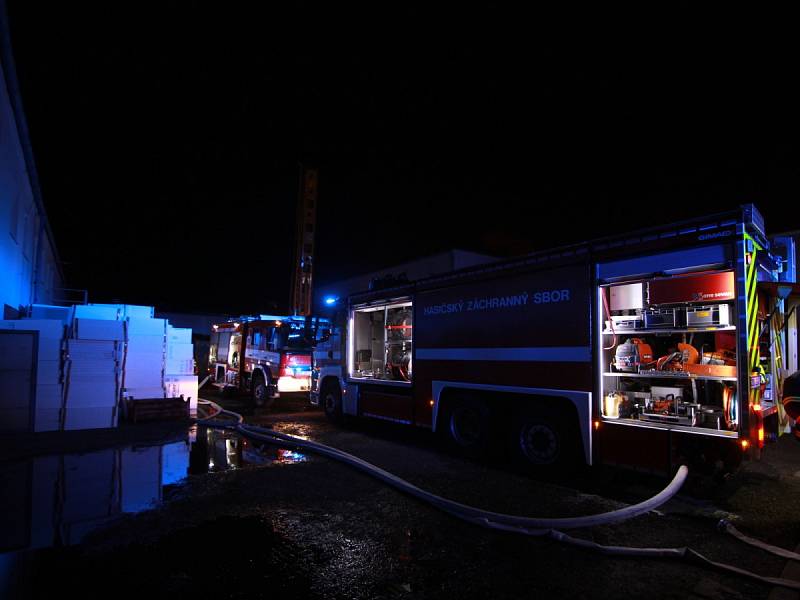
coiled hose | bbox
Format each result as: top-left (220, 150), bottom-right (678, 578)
top-left (195, 400), bottom-right (800, 591)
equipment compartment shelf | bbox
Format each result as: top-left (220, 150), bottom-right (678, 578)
top-left (602, 326), bottom-right (736, 335)
top-left (600, 417), bottom-right (740, 439)
top-left (603, 372), bottom-right (738, 382)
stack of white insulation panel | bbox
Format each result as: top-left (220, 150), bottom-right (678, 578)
top-left (64, 317), bottom-right (124, 429)
top-left (164, 325), bottom-right (198, 414)
top-left (122, 316), bottom-right (167, 401)
top-left (0, 303), bottom-right (197, 431)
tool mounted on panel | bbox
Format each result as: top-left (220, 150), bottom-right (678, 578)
top-left (613, 337), bottom-right (654, 372)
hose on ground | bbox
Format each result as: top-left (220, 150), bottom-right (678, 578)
top-left (194, 400), bottom-right (800, 591)
top-left (237, 422), bottom-right (687, 531)
top-left (197, 399), bottom-right (243, 424)
top-left (718, 520), bottom-right (800, 562)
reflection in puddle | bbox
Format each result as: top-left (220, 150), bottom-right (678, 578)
top-left (0, 439), bottom-right (192, 560)
top-left (190, 425), bottom-right (307, 473)
top-left (0, 425), bottom-right (306, 598)
top-left (271, 422), bottom-right (312, 441)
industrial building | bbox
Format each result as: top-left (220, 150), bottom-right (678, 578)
top-left (0, 9), bottom-right (63, 318)
top-left (315, 249), bottom-right (498, 309)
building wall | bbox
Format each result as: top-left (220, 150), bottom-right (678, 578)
top-left (0, 13), bottom-right (62, 318)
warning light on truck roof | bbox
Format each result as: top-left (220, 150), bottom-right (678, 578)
top-left (324, 296), bottom-right (338, 306)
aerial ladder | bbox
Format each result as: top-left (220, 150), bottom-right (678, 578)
top-left (290, 165), bottom-right (318, 317)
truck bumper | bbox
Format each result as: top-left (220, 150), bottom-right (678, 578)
top-left (278, 376), bottom-right (311, 393)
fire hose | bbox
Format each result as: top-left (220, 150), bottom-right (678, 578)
top-left (195, 400), bottom-right (800, 591)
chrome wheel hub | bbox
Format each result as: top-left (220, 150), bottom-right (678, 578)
top-left (450, 407), bottom-right (481, 447)
top-left (520, 423), bottom-right (558, 464)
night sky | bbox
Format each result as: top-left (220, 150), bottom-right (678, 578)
top-left (6, 5), bottom-right (799, 314)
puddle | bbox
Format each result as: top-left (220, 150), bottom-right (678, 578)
top-left (0, 424), bottom-right (307, 598)
top-left (192, 425), bottom-right (308, 472)
top-left (271, 421), bottom-right (313, 440)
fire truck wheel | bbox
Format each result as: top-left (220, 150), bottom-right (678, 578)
top-left (444, 399), bottom-right (491, 457)
top-left (322, 382), bottom-right (343, 422)
top-left (512, 412), bottom-right (576, 472)
top-left (252, 373), bottom-right (274, 408)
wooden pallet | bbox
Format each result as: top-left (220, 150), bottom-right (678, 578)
top-left (125, 396), bottom-right (190, 424)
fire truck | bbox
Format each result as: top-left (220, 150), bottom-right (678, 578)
top-left (311, 205), bottom-right (798, 473)
top-left (209, 315), bottom-right (327, 406)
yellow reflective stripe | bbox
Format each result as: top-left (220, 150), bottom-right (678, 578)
top-left (744, 232), bottom-right (763, 410)
top-left (744, 232), bottom-right (764, 253)
top-left (747, 270), bottom-right (757, 312)
top-left (748, 308), bottom-right (758, 348)
top-left (745, 243), bottom-right (760, 371)
top-left (747, 286), bottom-right (759, 368)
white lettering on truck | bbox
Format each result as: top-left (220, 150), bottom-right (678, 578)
top-left (533, 289), bottom-right (570, 304)
top-left (422, 289), bottom-right (571, 317)
top-left (423, 301), bottom-right (465, 316)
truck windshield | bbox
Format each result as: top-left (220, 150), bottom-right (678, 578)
top-left (272, 324), bottom-right (311, 350)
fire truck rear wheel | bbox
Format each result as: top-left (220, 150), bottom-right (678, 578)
top-left (252, 373), bottom-right (274, 408)
top-left (511, 411), bottom-right (577, 472)
top-left (444, 399), bottom-right (491, 457)
top-left (322, 382), bottom-right (343, 422)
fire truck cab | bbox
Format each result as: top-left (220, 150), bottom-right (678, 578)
top-left (210, 315), bottom-right (324, 406)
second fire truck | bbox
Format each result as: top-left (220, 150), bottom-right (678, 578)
top-left (210, 315), bottom-right (327, 406)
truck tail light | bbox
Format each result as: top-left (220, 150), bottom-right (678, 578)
top-left (280, 354), bottom-right (290, 377)
top-left (752, 404), bottom-right (764, 448)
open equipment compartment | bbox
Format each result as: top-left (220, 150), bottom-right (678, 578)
top-left (598, 270), bottom-right (740, 437)
top-left (350, 299), bottom-right (413, 383)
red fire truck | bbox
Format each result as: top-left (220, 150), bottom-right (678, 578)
top-left (311, 205), bottom-right (798, 473)
top-left (210, 315), bottom-right (325, 406)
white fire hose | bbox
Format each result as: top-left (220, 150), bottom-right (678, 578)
top-left (195, 400), bottom-right (800, 591)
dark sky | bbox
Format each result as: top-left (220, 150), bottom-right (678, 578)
top-left (6, 5), bottom-right (800, 314)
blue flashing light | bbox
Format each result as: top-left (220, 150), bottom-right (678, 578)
top-left (324, 296), bottom-right (338, 306)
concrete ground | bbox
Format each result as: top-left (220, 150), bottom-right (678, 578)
top-left (10, 393), bottom-right (800, 599)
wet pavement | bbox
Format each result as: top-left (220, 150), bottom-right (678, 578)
top-left (1, 392), bottom-right (799, 599)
